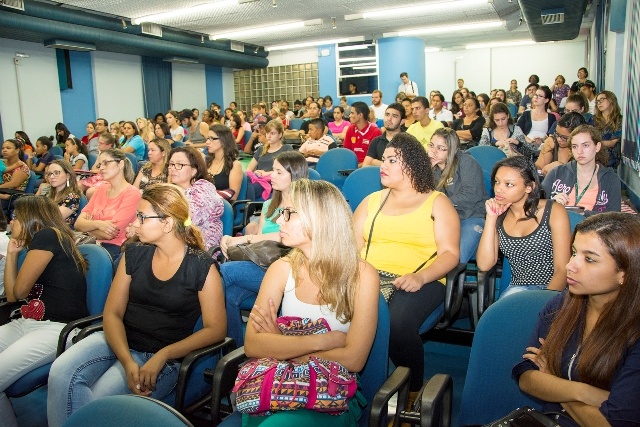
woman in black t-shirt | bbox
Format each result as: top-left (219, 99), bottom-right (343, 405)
top-left (48, 183), bottom-right (227, 427)
top-left (0, 196), bottom-right (88, 426)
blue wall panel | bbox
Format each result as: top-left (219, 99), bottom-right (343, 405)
top-left (205, 64), bottom-right (224, 107)
top-left (378, 37), bottom-right (425, 106)
top-left (59, 50), bottom-right (95, 138)
top-left (318, 44), bottom-right (337, 99)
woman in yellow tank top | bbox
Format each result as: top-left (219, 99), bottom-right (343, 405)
top-left (352, 133), bottom-right (460, 411)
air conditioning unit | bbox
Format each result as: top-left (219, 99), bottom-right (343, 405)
top-left (141, 23), bottom-right (163, 37)
top-left (0, 0), bottom-right (24, 11)
top-left (541, 8), bottom-right (565, 25)
top-left (230, 41), bottom-right (245, 52)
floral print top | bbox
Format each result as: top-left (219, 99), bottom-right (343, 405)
top-left (2, 163), bottom-right (30, 190)
top-left (56, 191), bottom-right (80, 225)
top-left (184, 179), bottom-right (224, 250)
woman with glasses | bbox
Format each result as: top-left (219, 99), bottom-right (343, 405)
top-left (132, 138), bottom-right (171, 193)
top-left (594, 91), bottom-right (623, 169)
top-left (0, 196), bottom-right (88, 426)
top-left (536, 112), bottom-right (586, 176)
top-left (45, 159), bottom-right (82, 225)
top-left (429, 128), bottom-right (487, 263)
top-left (206, 125), bottom-right (242, 201)
top-left (517, 86), bottom-right (557, 147)
top-left (542, 125), bottom-right (621, 215)
top-left (353, 134), bottom-right (460, 411)
top-left (167, 147), bottom-right (224, 250)
top-left (220, 151), bottom-right (308, 347)
top-left (119, 121), bottom-right (146, 161)
top-left (74, 148), bottom-right (140, 260)
top-left (48, 184), bottom-right (227, 427)
top-left (479, 102), bottom-right (536, 161)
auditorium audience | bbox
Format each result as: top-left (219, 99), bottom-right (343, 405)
top-left (479, 103), bottom-right (535, 161)
top-left (517, 85), bottom-right (556, 146)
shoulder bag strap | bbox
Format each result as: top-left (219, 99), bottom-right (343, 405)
top-left (364, 190), bottom-right (391, 260)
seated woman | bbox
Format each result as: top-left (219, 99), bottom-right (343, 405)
top-left (78, 133), bottom-right (116, 200)
top-left (542, 125), bottom-right (621, 215)
top-left (132, 138), bottom-right (170, 192)
top-left (429, 128), bottom-right (487, 263)
top-left (0, 196), bottom-right (88, 426)
top-left (451, 98), bottom-right (485, 147)
top-left (46, 160), bottom-right (82, 226)
top-left (166, 111), bottom-right (187, 145)
top-left (206, 124), bottom-right (243, 201)
top-left (402, 98), bottom-right (416, 128)
top-left (353, 134), bottom-right (460, 408)
top-left (27, 136), bottom-right (55, 177)
top-left (513, 212), bottom-right (640, 427)
top-left (54, 123), bottom-right (72, 147)
top-left (477, 156), bottom-right (571, 299)
top-left (74, 148), bottom-right (140, 260)
top-left (516, 86), bottom-right (557, 147)
top-left (153, 122), bottom-right (174, 146)
top-left (64, 137), bottom-right (89, 170)
top-left (167, 147), bottom-right (224, 250)
top-left (47, 184), bottom-right (226, 427)
top-left (551, 75), bottom-right (570, 109)
top-left (450, 90), bottom-right (465, 119)
top-left (229, 113), bottom-right (245, 148)
top-left (0, 139), bottom-right (30, 208)
top-left (479, 102), bottom-right (536, 161)
top-left (594, 90), bottom-right (623, 169)
top-left (242, 179), bottom-right (378, 427)
top-left (220, 151), bottom-right (308, 346)
top-left (327, 107), bottom-right (349, 141)
top-left (119, 122), bottom-right (146, 161)
top-left (536, 112), bottom-right (586, 176)
top-left (81, 122), bottom-right (96, 146)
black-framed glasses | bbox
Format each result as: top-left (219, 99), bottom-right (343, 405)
top-left (168, 162), bottom-right (192, 170)
top-left (135, 212), bottom-right (165, 224)
top-left (279, 207), bottom-right (298, 222)
top-left (596, 97), bottom-right (608, 104)
top-left (426, 143), bottom-right (448, 152)
top-left (45, 170), bottom-right (63, 178)
top-left (206, 136), bottom-right (220, 142)
top-left (95, 159), bottom-right (119, 169)
top-left (553, 132), bottom-right (570, 143)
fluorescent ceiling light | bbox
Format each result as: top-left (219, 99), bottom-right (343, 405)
top-left (210, 19), bottom-right (322, 41)
top-left (424, 47), bottom-right (441, 53)
top-left (352, 65), bottom-right (377, 69)
top-left (346, 0), bottom-right (488, 21)
top-left (466, 40), bottom-right (535, 49)
top-left (387, 20), bottom-right (502, 37)
top-left (133, 0), bottom-right (237, 25)
top-left (266, 38), bottom-right (351, 51)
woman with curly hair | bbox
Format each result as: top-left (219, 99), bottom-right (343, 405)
top-left (352, 133), bottom-right (460, 409)
top-left (594, 90), bottom-right (623, 169)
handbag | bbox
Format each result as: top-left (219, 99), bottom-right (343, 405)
top-left (233, 316), bottom-right (357, 415)
top-left (226, 240), bottom-right (291, 270)
top-left (73, 231), bottom-right (97, 246)
top-left (485, 406), bottom-right (561, 427)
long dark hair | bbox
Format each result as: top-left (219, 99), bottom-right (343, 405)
top-left (55, 123), bottom-right (71, 144)
top-left (543, 213), bottom-right (640, 389)
top-left (491, 156), bottom-right (540, 222)
top-left (265, 151), bottom-right (308, 220)
top-left (205, 124), bottom-right (238, 174)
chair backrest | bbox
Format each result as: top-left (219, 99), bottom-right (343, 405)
top-left (143, 142), bottom-right (149, 161)
top-left (221, 199), bottom-right (234, 236)
top-left (315, 148), bottom-right (358, 189)
top-left (25, 171), bottom-right (37, 193)
top-left (567, 210), bottom-right (584, 233)
top-left (87, 153), bottom-right (98, 170)
top-left (507, 103), bottom-right (517, 119)
top-left (232, 174), bottom-right (249, 229)
top-left (459, 290), bottom-right (558, 426)
top-left (125, 152), bottom-right (139, 175)
top-left (62, 395), bottom-right (193, 427)
top-left (341, 166), bottom-right (383, 212)
top-left (79, 244), bottom-right (114, 314)
top-left (466, 146), bottom-right (507, 175)
top-left (289, 118), bottom-right (304, 131)
top-left (375, 118), bottom-right (384, 128)
top-left (50, 146), bottom-right (64, 157)
top-left (243, 130), bottom-right (252, 147)
top-left (359, 294), bottom-right (390, 404)
top-left (308, 168), bottom-right (321, 180)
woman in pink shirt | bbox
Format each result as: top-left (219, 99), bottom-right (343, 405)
top-left (74, 148), bottom-right (141, 260)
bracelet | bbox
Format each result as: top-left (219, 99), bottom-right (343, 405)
top-left (246, 234), bottom-right (254, 244)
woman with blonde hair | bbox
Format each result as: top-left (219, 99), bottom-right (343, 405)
top-left (242, 179), bottom-right (378, 426)
top-left (48, 183), bottom-right (226, 426)
top-left (136, 118), bottom-right (150, 143)
top-left (133, 138), bottom-right (171, 192)
top-left (45, 159), bottom-right (82, 225)
top-left (593, 90), bottom-right (623, 169)
top-left (110, 122), bottom-right (123, 144)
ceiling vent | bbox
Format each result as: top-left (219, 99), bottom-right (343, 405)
top-left (230, 41), bottom-right (244, 53)
top-left (44, 39), bottom-right (96, 51)
top-left (0, 0), bottom-right (24, 11)
top-left (541, 8), bottom-right (565, 25)
top-left (141, 23), bottom-right (163, 37)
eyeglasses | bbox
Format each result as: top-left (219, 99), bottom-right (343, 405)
top-left (135, 212), bottom-right (165, 224)
top-left (206, 136), bottom-right (220, 142)
top-left (279, 207), bottom-right (298, 222)
top-left (168, 162), bottom-right (192, 170)
top-left (45, 170), bottom-right (63, 178)
top-left (553, 132), bottom-right (570, 143)
top-left (596, 98), bottom-right (608, 104)
top-left (95, 159), bottom-right (119, 169)
top-left (426, 143), bottom-right (448, 152)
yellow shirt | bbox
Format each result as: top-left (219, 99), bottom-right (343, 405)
top-left (407, 119), bottom-right (444, 149)
top-left (361, 190), bottom-right (445, 283)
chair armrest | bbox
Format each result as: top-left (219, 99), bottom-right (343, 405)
top-left (480, 262), bottom-right (500, 310)
top-left (174, 337), bottom-right (236, 412)
top-left (0, 300), bottom-right (23, 325)
top-left (436, 263), bottom-right (467, 330)
top-left (418, 374), bottom-right (452, 427)
top-left (241, 201), bottom-right (264, 229)
top-left (57, 314), bottom-right (104, 356)
top-left (74, 322), bottom-right (105, 343)
top-left (229, 199), bottom-right (251, 210)
top-left (206, 346), bottom-right (249, 424)
top-left (368, 366), bottom-right (410, 427)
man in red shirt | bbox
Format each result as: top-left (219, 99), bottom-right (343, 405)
top-left (343, 102), bottom-right (382, 166)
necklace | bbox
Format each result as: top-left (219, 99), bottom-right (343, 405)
top-left (574, 164), bottom-right (597, 204)
top-left (208, 158), bottom-right (224, 175)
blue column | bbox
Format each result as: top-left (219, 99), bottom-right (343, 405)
top-left (318, 44), bottom-right (337, 99)
top-left (378, 37), bottom-right (425, 105)
top-left (205, 64), bottom-right (224, 107)
top-left (60, 50), bottom-right (96, 137)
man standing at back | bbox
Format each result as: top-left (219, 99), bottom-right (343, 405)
top-left (343, 101), bottom-right (382, 166)
top-left (398, 72), bottom-right (419, 100)
top-left (370, 90), bottom-right (388, 120)
top-left (407, 96), bottom-right (444, 149)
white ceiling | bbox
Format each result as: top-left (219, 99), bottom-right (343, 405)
top-left (45, 0), bottom-right (592, 50)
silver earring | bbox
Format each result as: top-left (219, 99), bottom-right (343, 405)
top-left (66, 179), bottom-right (69, 187)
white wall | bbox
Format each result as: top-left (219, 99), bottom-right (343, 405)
top-left (222, 67), bottom-right (235, 106)
top-left (93, 51), bottom-right (144, 123)
top-left (171, 62), bottom-right (207, 113)
top-left (0, 38), bottom-right (63, 140)
top-left (605, 31), bottom-right (625, 96)
top-left (425, 40), bottom-right (587, 98)
top-left (267, 47), bottom-right (318, 67)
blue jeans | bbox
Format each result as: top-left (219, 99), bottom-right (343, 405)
top-left (221, 261), bottom-right (266, 347)
top-left (47, 332), bottom-right (180, 427)
top-left (459, 217), bottom-right (485, 263)
top-left (499, 284), bottom-right (548, 299)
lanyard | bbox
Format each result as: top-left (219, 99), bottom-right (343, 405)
top-left (574, 164), bottom-right (597, 204)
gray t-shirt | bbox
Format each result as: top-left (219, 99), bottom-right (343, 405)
top-left (253, 144), bottom-right (293, 172)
